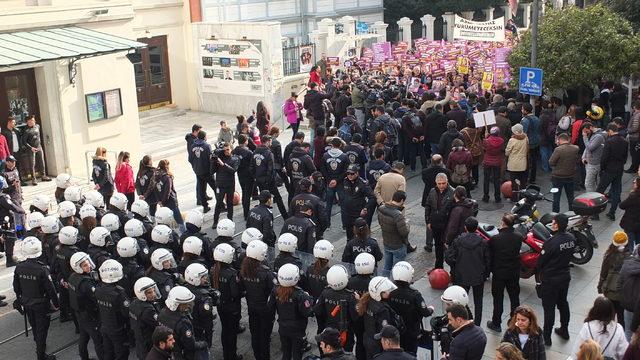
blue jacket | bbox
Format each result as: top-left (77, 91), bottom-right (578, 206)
top-left (521, 114), bottom-right (541, 148)
top-left (191, 139), bottom-right (212, 175)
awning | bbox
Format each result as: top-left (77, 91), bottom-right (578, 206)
top-left (0, 26), bottom-right (146, 67)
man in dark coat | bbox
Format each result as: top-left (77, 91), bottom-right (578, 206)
top-left (597, 123), bottom-right (629, 221)
top-left (424, 173), bottom-right (454, 267)
top-left (303, 82), bottom-right (334, 128)
top-left (446, 304), bottom-right (487, 360)
top-left (145, 326), bottom-right (175, 360)
top-left (424, 103), bottom-right (448, 156)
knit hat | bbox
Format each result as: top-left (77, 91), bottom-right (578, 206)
top-left (511, 123), bottom-right (524, 135)
top-left (490, 126), bottom-right (500, 135)
top-left (447, 120), bottom-right (457, 129)
top-left (613, 230), bottom-right (628, 247)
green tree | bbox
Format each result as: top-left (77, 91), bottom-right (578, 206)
top-left (603, 0), bottom-right (640, 29)
top-left (508, 4), bottom-right (640, 90)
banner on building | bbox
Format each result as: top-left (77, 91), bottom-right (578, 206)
top-left (453, 15), bottom-right (505, 42)
top-left (199, 39), bottom-right (264, 96)
top-left (299, 45), bottom-right (314, 73)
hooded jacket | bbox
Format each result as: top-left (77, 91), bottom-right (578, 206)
top-left (506, 134), bottom-right (529, 172)
top-left (582, 129), bottom-right (606, 165)
top-left (620, 190), bottom-right (640, 232)
top-left (445, 198), bottom-right (475, 244)
top-left (482, 135), bottom-right (504, 167)
top-left (445, 232), bottom-right (490, 286)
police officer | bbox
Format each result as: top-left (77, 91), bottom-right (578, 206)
top-left (58, 200), bottom-right (79, 227)
top-left (341, 218), bottom-right (383, 264)
top-left (247, 190), bottom-right (276, 247)
top-left (211, 243), bottom-right (244, 360)
top-left (536, 213), bottom-right (575, 346)
top-left (286, 142), bottom-right (316, 205)
top-left (321, 137), bottom-right (349, 223)
top-left (341, 165), bottom-right (376, 240)
top-left (54, 226), bottom-right (80, 324)
top-left (84, 190), bottom-right (107, 222)
top-left (13, 237), bottom-right (60, 360)
top-left (148, 248), bottom-right (180, 303)
top-left (344, 133), bottom-right (367, 177)
top-left (252, 135), bottom-right (288, 217)
top-left (347, 253), bottom-right (376, 360)
top-left (184, 263), bottom-right (219, 348)
top-left (305, 240), bottom-right (334, 300)
top-left (124, 219), bottom-right (151, 267)
top-left (131, 199), bottom-right (154, 241)
top-left (273, 233), bottom-right (303, 272)
top-left (150, 224), bottom-right (182, 259)
top-left (181, 210), bottom-right (214, 268)
top-left (129, 277), bottom-right (160, 360)
top-left (211, 219), bottom-right (242, 267)
top-left (388, 261), bottom-right (434, 355)
top-left (178, 236), bottom-right (206, 274)
top-left (25, 211), bottom-right (45, 240)
top-left (240, 240), bottom-right (275, 360)
top-left (0, 173), bottom-right (28, 267)
top-left (101, 213), bottom-right (122, 254)
top-left (158, 286), bottom-right (209, 359)
top-left (30, 193), bottom-right (51, 215)
top-left (87, 227), bottom-right (113, 269)
top-left (95, 259), bottom-right (130, 360)
top-left (68, 252), bottom-right (104, 360)
top-left (268, 263), bottom-right (314, 360)
top-left (289, 179), bottom-right (327, 240)
top-left (3, 157), bottom-right (25, 238)
top-left (233, 134), bottom-right (254, 220)
top-left (78, 203), bottom-right (97, 251)
top-left (211, 142), bottom-right (239, 226)
top-left (65, 186), bottom-right (84, 218)
top-left (116, 237), bottom-right (145, 299)
top-left (40, 215), bottom-right (61, 267)
top-left (238, 228), bottom-right (263, 265)
top-left (360, 277), bottom-right (398, 359)
top-left (314, 265), bottom-right (359, 353)
top-left (280, 204), bottom-right (316, 254)
top-left (106, 193), bottom-right (131, 238)
top-left (191, 130), bottom-right (216, 213)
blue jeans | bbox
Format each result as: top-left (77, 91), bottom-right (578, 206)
top-left (429, 143), bottom-right (439, 156)
top-left (383, 246), bottom-right (407, 272)
top-left (624, 230), bottom-right (640, 252)
top-left (551, 177), bottom-right (574, 213)
top-left (168, 205), bottom-right (186, 233)
top-left (324, 185), bottom-right (344, 226)
top-left (540, 145), bottom-right (553, 172)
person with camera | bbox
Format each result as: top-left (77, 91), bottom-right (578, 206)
top-left (210, 142), bottom-right (239, 227)
top-left (445, 304), bottom-right (487, 360)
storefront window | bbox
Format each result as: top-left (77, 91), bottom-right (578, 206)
top-left (5, 73), bottom-right (31, 125)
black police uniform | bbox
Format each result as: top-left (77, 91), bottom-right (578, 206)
top-left (304, 265), bottom-right (329, 301)
top-left (372, 349), bottom-right (415, 360)
top-left (132, 236), bottom-right (151, 268)
top-left (389, 281), bottom-right (434, 355)
top-left (0, 189), bottom-right (24, 266)
top-left (106, 208), bottom-right (131, 239)
top-left (191, 138), bottom-right (216, 210)
top-left (106, 230), bottom-right (121, 256)
top-left (68, 270), bottom-right (104, 360)
top-left (177, 255), bottom-right (206, 275)
top-left (365, 160), bottom-right (391, 197)
top-left (241, 264), bottom-right (275, 360)
top-left (214, 263), bottom-right (244, 360)
top-left (314, 287), bottom-right (359, 352)
top-left (211, 152), bottom-right (239, 225)
top-left (180, 225), bottom-right (214, 268)
top-left (87, 243), bottom-right (112, 270)
top-left (271, 138), bottom-right (290, 191)
top-left (54, 242), bottom-right (79, 322)
top-left (41, 232), bottom-right (59, 268)
top-left (289, 192), bottom-right (327, 240)
top-left (280, 214), bottom-right (316, 254)
top-left (232, 144), bottom-right (254, 219)
top-left (267, 286), bottom-right (314, 360)
top-left (344, 143), bottom-right (367, 176)
top-left (118, 257), bottom-right (145, 299)
top-left (95, 283), bottom-right (131, 360)
top-left (211, 236), bottom-right (243, 270)
top-left (341, 237), bottom-right (383, 264)
top-left (341, 177), bottom-right (376, 239)
top-left (13, 257), bottom-right (60, 360)
top-left (185, 283), bottom-right (219, 348)
top-left (129, 298), bottom-right (159, 360)
top-left (347, 274), bottom-right (373, 360)
top-left (247, 203), bottom-right (276, 247)
top-left (273, 252), bottom-right (303, 273)
top-left (135, 164), bottom-right (157, 215)
top-left (149, 230), bottom-right (182, 262)
top-left (148, 268), bottom-right (178, 304)
top-left (132, 213), bottom-right (154, 242)
top-left (536, 231), bottom-right (576, 340)
top-left (363, 299), bottom-right (395, 359)
top-left (158, 306), bottom-right (209, 360)
top-left (286, 147), bottom-right (316, 204)
top-left (251, 145), bottom-right (288, 217)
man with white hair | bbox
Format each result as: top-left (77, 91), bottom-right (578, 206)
top-left (424, 172), bottom-right (455, 269)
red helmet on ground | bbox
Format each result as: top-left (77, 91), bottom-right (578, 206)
top-left (501, 181), bottom-right (513, 199)
top-left (428, 269), bottom-right (450, 290)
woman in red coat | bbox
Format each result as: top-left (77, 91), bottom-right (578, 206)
top-left (309, 65), bottom-right (322, 87)
top-left (482, 127), bottom-right (505, 202)
top-left (114, 151), bottom-right (135, 209)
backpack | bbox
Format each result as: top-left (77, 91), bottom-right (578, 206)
top-left (462, 129), bottom-right (482, 158)
top-left (557, 115), bottom-right (571, 135)
top-left (382, 119), bottom-right (399, 146)
top-left (451, 163), bottom-right (469, 184)
top-left (338, 121), bottom-right (354, 143)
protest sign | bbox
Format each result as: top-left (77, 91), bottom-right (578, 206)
top-left (473, 110), bottom-right (496, 128)
top-left (453, 15), bottom-right (505, 42)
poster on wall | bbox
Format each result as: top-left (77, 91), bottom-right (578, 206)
top-left (199, 39), bottom-right (264, 96)
top-left (453, 15), bottom-right (505, 42)
top-left (86, 92), bottom-right (106, 123)
top-left (299, 45), bottom-right (314, 73)
top-left (104, 89), bottom-right (123, 118)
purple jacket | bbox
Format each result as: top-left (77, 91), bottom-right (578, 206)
top-left (283, 98), bottom-right (302, 125)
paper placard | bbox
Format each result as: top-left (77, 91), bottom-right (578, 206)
top-left (473, 110), bottom-right (496, 128)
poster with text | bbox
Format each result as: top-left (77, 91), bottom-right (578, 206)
top-left (199, 39), bottom-right (264, 96)
top-left (372, 42), bottom-right (392, 62)
top-left (453, 15), bottom-right (505, 42)
top-left (299, 45), bottom-right (314, 73)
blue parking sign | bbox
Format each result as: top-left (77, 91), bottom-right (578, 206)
top-left (519, 67), bottom-right (543, 96)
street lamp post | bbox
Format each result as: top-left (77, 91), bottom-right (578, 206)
top-left (530, 0), bottom-right (540, 106)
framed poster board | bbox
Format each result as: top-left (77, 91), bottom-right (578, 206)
top-left (104, 89), bottom-right (123, 118)
top-left (86, 92), bottom-right (106, 123)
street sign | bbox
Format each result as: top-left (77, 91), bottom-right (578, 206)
top-left (356, 21), bottom-right (369, 34)
top-left (519, 67), bottom-right (543, 96)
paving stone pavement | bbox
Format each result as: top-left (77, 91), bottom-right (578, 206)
top-left (0, 109), bottom-right (634, 360)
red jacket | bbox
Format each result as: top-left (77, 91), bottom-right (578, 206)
top-left (309, 71), bottom-right (321, 86)
top-left (482, 135), bottom-right (505, 167)
top-left (114, 162), bottom-right (135, 194)
top-left (446, 147), bottom-right (473, 183)
top-left (0, 134), bottom-right (10, 161)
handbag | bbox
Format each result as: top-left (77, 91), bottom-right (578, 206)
top-left (588, 322), bottom-right (617, 360)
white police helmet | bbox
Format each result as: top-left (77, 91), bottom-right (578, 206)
top-left (277, 233), bottom-right (298, 253)
top-left (41, 215), bottom-right (61, 234)
top-left (32, 194), bottom-right (51, 213)
top-left (58, 201), bottom-right (76, 219)
top-left (27, 211), bottom-right (45, 230)
top-left (64, 186), bottom-right (82, 203)
top-left (22, 236), bottom-right (42, 259)
top-left (100, 213), bottom-right (120, 232)
top-left (184, 263), bottom-right (210, 287)
top-left (151, 248), bottom-right (176, 270)
top-left (354, 253), bottom-right (376, 275)
top-left (327, 265), bottom-right (349, 291)
top-left (182, 236), bottom-right (203, 256)
top-left (124, 219), bottom-right (145, 238)
top-left (154, 207), bottom-right (174, 226)
top-left (216, 219), bottom-right (235, 237)
top-left (151, 224), bottom-right (173, 244)
top-left (214, 243), bottom-right (235, 264)
top-left (368, 276), bottom-right (398, 302)
top-left (185, 210), bottom-right (203, 229)
top-left (246, 240), bottom-right (268, 262)
top-left (109, 192), bottom-right (128, 211)
top-left (165, 286), bottom-right (195, 312)
top-left (89, 227), bottom-right (111, 247)
top-left (313, 240), bottom-right (334, 260)
top-left (117, 237), bottom-right (138, 258)
top-left (83, 190), bottom-right (104, 209)
top-left (392, 261), bottom-right (414, 283)
top-left (79, 204), bottom-right (96, 220)
top-left (134, 277), bottom-right (161, 302)
top-left (58, 226), bottom-right (79, 245)
top-left (55, 173), bottom-right (72, 189)
top-left (241, 228), bottom-right (263, 246)
top-left (131, 200), bottom-right (150, 218)
top-left (277, 263), bottom-right (301, 287)
top-left (440, 285), bottom-right (469, 307)
top-left (70, 252), bottom-right (95, 274)
top-left (99, 259), bottom-right (124, 283)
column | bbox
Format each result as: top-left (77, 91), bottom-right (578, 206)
top-left (309, 30), bottom-right (328, 57)
top-left (461, 11), bottom-right (474, 21)
top-left (371, 21), bottom-right (389, 42)
top-left (483, 7), bottom-right (494, 21)
top-left (318, 18), bottom-right (336, 46)
top-left (502, 5), bottom-right (513, 22)
top-left (340, 15), bottom-right (357, 36)
top-left (397, 17), bottom-right (414, 48)
top-left (442, 12), bottom-right (455, 41)
top-left (420, 14), bottom-right (436, 41)
top-left (522, 2), bottom-right (532, 28)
